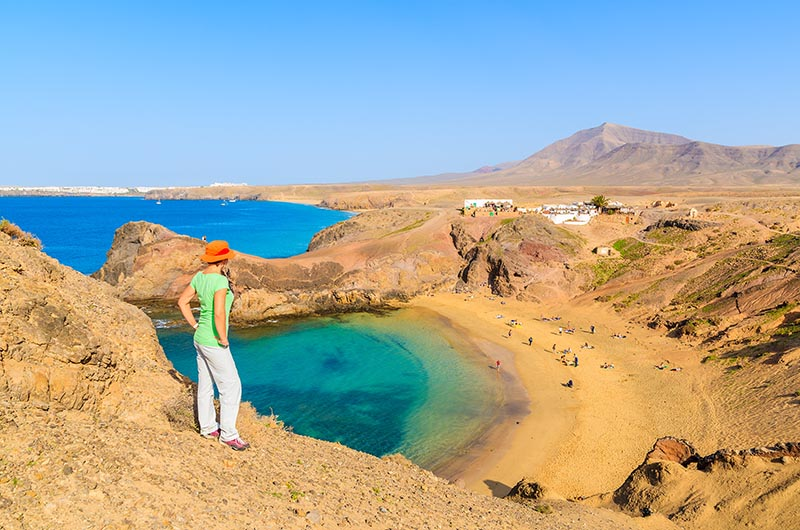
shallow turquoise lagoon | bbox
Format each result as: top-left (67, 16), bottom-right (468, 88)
top-left (156, 309), bottom-right (503, 469)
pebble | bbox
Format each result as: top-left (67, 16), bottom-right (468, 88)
top-left (305, 509), bottom-right (321, 524)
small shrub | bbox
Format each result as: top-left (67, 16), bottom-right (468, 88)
top-left (263, 407), bottom-right (286, 430)
top-left (162, 391), bottom-right (197, 431)
top-left (533, 504), bottom-right (553, 514)
top-left (0, 219), bottom-right (42, 249)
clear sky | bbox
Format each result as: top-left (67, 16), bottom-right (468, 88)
top-left (1, 1), bottom-right (798, 187)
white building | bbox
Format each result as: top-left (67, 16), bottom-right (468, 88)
top-left (535, 202), bottom-right (598, 225)
top-left (464, 199), bottom-right (513, 209)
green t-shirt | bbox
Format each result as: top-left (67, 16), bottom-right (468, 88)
top-left (190, 271), bottom-right (234, 347)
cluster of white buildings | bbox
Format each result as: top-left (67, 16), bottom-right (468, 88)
top-left (463, 198), bottom-right (514, 210)
top-left (0, 186), bottom-right (164, 195)
top-left (463, 198), bottom-right (639, 225)
top-left (533, 202), bottom-right (599, 225)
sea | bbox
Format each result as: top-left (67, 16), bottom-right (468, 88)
top-left (0, 196), bottom-right (503, 470)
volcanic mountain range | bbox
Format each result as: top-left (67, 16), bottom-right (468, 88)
top-left (411, 122), bottom-right (800, 187)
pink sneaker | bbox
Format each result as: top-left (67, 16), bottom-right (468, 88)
top-left (201, 429), bottom-right (220, 439)
top-left (220, 437), bottom-right (250, 451)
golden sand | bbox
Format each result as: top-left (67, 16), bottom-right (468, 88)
top-left (409, 291), bottom-right (722, 499)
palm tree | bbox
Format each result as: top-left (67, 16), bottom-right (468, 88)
top-left (590, 195), bottom-right (609, 212)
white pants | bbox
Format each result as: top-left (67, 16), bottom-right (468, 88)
top-left (194, 341), bottom-right (242, 442)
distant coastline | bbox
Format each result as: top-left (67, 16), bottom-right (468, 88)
top-left (0, 185), bottom-right (153, 196)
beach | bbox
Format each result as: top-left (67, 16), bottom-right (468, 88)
top-left (410, 291), bottom-right (721, 499)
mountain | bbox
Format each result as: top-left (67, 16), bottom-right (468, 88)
top-left (513, 122), bottom-right (692, 172)
top-left (408, 123), bottom-right (800, 187)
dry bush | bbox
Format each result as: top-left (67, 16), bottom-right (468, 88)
top-left (0, 219), bottom-right (42, 249)
top-left (162, 388), bottom-right (198, 432)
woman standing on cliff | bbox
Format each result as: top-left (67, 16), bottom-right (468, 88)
top-left (178, 240), bottom-right (250, 451)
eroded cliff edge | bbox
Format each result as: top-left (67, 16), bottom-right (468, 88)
top-left (92, 208), bottom-right (589, 321)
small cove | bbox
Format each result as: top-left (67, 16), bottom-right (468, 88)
top-left (154, 308), bottom-right (504, 469)
top-left (1, 196), bottom-right (507, 469)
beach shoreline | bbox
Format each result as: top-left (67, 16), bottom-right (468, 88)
top-left (407, 291), bottom-right (720, 499)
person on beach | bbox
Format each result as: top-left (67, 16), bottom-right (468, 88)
top-left (528, 336), bottom-right (533, 346)
top-left (178, 240), bottom-right (250, 451)
top-left (574, 355), bottom-right (579, 367)
top-left (508, 329), bottom-right (512, 338)
top-left (496, 359), bottom-right (501, 371)
top-left (590, 324), bottom-right (595, 334)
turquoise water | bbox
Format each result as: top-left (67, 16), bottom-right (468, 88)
top-left (155, 309), bottom-right (502, 468)
top-left (1, 196), bottom-right (504, 468)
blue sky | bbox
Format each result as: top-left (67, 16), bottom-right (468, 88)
top-left (1, 1), bottom-right (797, 187)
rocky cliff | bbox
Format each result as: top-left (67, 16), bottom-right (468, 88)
top-left (0, 227), bottom-right (180, 421)
top-left (94, 209), bottom-right (592, 320)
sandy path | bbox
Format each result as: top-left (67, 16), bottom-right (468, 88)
top-left (409, 291), bottom-right (722, 499)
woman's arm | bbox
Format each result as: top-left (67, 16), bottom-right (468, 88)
top-left (213, 288), bottom-right (229, 347)
top-left (177, 284), bottom-right (198, 329)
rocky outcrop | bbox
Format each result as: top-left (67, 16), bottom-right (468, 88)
top-left (0, 229), bottom-right (180, 420)
top-left (587, 437), bottom-right (800, 530)
top-left (696, 442), bottom-right (800, 471)
top-left (95, 209), bottom-right (598, 319)
top-left (93, 221), bottom-right (188, 287)
top-left (453, 215), bottom-right (587, 300)
top-left (505, 478), bottom-right (564, 503)
top-left (643, 218), bottom-right (717, 232)
top-left (96, 209), bottom-right (464, 321)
